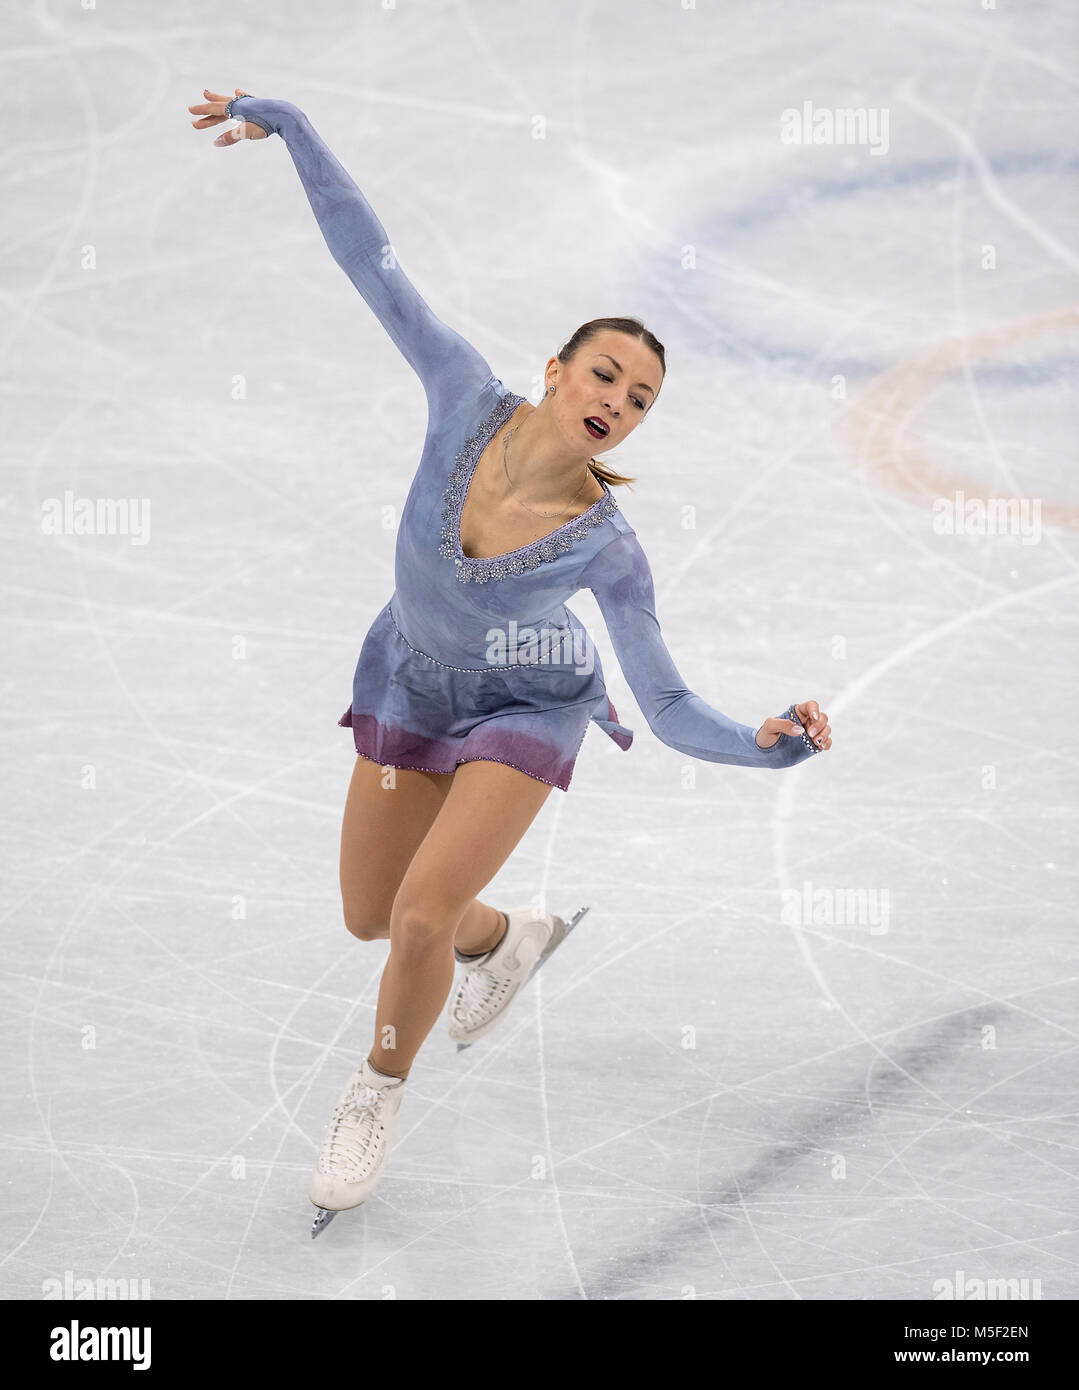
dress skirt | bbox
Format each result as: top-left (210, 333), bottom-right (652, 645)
top-left (338, 601), bottom-right (633, 792)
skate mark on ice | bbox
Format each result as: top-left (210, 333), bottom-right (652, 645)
top-left (582, 1004), bottom-right (1007, 1299)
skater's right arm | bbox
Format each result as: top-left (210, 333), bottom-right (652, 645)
top-left (190, 89), bottom-right (494, 418)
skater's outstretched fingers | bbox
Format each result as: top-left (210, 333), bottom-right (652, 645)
top-left (187, 88), bottom-right (231, 126)
top-left (187, 87), bottom-right (267, 144)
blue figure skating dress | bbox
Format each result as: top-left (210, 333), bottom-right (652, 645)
top-left (230, 98), bottom-right (820, 790)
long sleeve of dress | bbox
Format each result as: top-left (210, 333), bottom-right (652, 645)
top-left (576, 529), bottom-right (820, 770)
top-left (227, 97), bottom-right (494, 418)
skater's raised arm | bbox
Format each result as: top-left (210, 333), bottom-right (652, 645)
top-left (577, 529), bottom-right (827, 770)
top-left (190, 89), bottom-right (494, 418)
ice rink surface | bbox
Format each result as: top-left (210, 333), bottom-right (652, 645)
top-left (4, 0), bottom-right (1077, 1299)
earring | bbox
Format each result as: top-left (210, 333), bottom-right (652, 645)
top-left (547, 385), bottom-right (556, 395)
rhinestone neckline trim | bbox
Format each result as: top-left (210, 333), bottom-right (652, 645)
top-left (438, 391), bottom-right (619, 585)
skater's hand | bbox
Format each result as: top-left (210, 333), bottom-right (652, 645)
top-left (188, 88), bottom-right (268, 145)
top-left (756, 700), bottom-right (832, 751)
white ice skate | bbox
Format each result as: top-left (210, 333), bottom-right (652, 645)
top-left (308, 1056), bottom-right (406, 1238)
top-left (448, 903), bottom-right (590, 1051)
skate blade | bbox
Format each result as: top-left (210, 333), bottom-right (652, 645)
top-left (532, 904), bottom-right (589, 974)
top-left (310, 1207), bottom-right (339, 1239)
top-left (454, 905), bottom-right (590, 1053)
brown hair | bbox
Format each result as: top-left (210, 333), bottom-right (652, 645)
top-left (555, 316), bottom-right (666, 491)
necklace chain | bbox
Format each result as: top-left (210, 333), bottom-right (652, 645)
top-left (501, 424), bottom-right (594, 520)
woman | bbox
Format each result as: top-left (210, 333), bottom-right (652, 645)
top-left (189, 89), bottom-right (833, 1235)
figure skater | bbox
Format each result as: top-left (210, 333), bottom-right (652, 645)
top-left (189, 89), bottom-right (833, 1236)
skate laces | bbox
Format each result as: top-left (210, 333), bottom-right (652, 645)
top-left (321, 1081), bottom-right (385, 1177)
top-left (456, 963), bottom-right (513, 1024)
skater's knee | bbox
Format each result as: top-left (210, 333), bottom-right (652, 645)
top-left (343, 910), bottom-right (390, 942)
top-left (389, 898), bottom-right (461, 954)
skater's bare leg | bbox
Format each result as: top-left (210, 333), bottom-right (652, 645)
top-left (368, 760), bottom-right (553, 1078)
top-left (339, 754), bottom-right (509, 956)
top-left (453, 900), bottom-right (509, 955)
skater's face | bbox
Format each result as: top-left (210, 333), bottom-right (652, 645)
top-left (547, 331), bottom-right (663, 454)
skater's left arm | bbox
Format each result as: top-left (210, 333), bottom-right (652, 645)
top-left (577, 530), bottom-right (832, 769)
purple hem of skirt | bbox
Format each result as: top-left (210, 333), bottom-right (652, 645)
top-left (337, 708), bottom-right (579, 791)
top-left (337, 689), bottom-right (633, 792)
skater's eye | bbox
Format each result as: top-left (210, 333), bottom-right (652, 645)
top-left (592, 369), bottom-right (645, 411)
